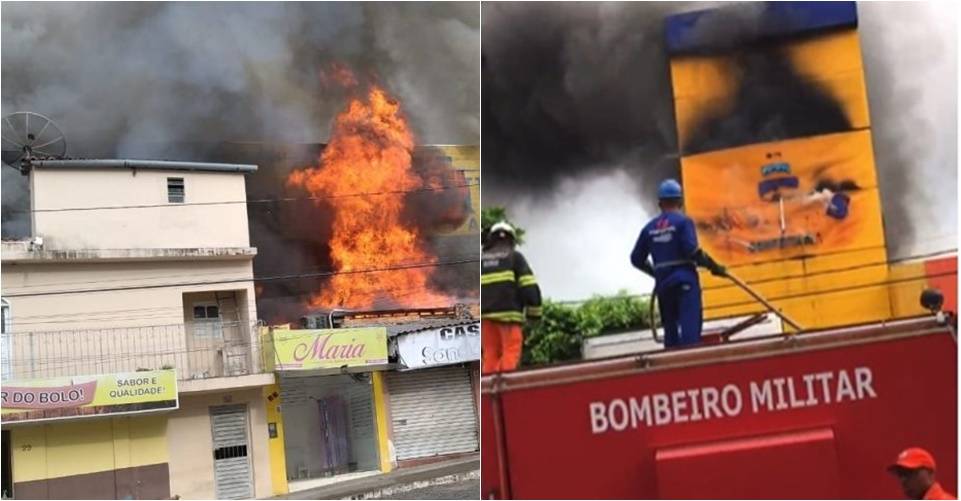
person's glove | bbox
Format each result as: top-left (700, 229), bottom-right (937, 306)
top-left (709, 262), bottom-right (727, 277)
top-left (693, 249), bottom-right (727, 277)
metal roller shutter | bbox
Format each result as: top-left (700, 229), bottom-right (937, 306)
top-left (387, 365), bottom-right (479, 460)
top-left (210, 404), bottom-right (253, 500)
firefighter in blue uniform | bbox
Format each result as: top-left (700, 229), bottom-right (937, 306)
top-left (630, 179), bottom-right (727, 347)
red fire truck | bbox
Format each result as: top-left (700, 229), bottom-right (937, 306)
top-left (482, 314), bottom-right (957, 499)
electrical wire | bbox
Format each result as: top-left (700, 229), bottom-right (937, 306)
top-left (702, 269), bottom-right (957, 312)
top-left (9, 182), bottom-right (479, 214)
top-left (2, 257), bottom-right (479, 298)
top-left (1, 251), bottom-right (480, 292)
top-left (700, 247), bottom-right (958, 292)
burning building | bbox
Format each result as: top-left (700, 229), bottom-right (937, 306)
top-left (245, 80), bottom-right (480, 491)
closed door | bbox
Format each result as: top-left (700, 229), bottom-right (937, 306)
top-left (210, 405), bottom-right (252, 500)
top-left (388, 365), bottom-right (479, 460)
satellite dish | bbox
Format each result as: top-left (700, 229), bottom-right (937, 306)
top-left (2, 112), bottom-right (67, 171)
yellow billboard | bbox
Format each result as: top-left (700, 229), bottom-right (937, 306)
top-left (682, 129), bottom-right (885, 266)
top-left (670, 29), bottom-right (870, 153)
top-left (435, 145), bottom-right (480, 236)
top-left (1, 369), bottom-right (178, 424)
top-left (271, 327), bottom-right (388, 371)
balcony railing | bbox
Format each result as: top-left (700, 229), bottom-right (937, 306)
top-left (1, 321), bottom-right (266, 382)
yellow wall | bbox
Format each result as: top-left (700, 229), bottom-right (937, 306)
top-left (887, 261), bottom-right (931, 319)
top-left (682, 132), bottom-right (892, 330)
top-left (262, 384), bottom-right (289, 496)
top-left (668, 23), bottom-right (900, 331)
top-left (670, 29), bottom-right (870, 151)
top-left (372, 371), bottom-right (394, 473)
top-left (166, 389), bottom-right (272, 499)
top-left (435, 145), bottom-right (480, 236)
top-left (11, 415), bottom-right (168, 483)
top-left (682, 130), bottom-right (885, 266)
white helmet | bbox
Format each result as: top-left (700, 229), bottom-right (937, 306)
top-left (490, 221), bottom-right (516, 240)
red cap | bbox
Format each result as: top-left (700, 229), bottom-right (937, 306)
top-left (889, 447), bottom-right (937, 472)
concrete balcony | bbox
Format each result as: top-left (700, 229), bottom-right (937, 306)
top-left (1, 241), bottom-right (257, 264)
top-left (1, 321), bottom-right (273, 391)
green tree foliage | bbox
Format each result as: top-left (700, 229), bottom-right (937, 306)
top-left (522, 292), bottom-right (655, 366)
top-left (481, 206), bottom-right (525, 245)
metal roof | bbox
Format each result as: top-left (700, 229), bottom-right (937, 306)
top-left (26, 158), bottom-right (258, 173)
top-left (386, 318), bottom-right (479, 337)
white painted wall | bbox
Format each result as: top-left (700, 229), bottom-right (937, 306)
top-left (30, 168), bottom-right (251, 249)
top-left (1, 260), bottom-right (257, 380)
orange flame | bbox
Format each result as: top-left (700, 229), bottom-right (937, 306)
top-left (287, 85), bottom-right (451, 310)
top-left (320, 62), bottom-right (359, 89)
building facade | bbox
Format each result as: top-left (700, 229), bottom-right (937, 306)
top-left (261, 306), bottom-right (481, 494)
top-left (1, 159), bottom-right (276, 499)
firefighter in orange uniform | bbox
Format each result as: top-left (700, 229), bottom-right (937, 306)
top-left (481, 221), bottom-right (542, 374)
top-left (888, 447), bottom-right (956, 500)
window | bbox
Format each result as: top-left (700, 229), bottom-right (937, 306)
top-left (1, 299), bottom-right (9, 334)
top-left (167, 177), bottom-right (185, 203)
top-left (1, 299), bottom-right (10, 382)
top-left (194, 305), bottom-right (220, 320)
top-left (192, 303), bottom-right (222, 338)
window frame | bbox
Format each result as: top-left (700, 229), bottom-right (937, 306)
top-left (167, 177), bottom-right (185, 204)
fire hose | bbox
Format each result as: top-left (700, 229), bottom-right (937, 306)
top-left (648, 271), bottom-right (804, 344)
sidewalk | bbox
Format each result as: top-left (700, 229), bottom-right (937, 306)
top-left (271, 454), bottom-right (480, 500)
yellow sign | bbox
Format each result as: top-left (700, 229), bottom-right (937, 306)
top-left (682, 130), bottom-right (886, 266)
top-left (1, 369), bottom-right (178, 424)
top-left (434, 145), bottom-right (480, 237)
top-left (670, 29), bottom-right (870, 153)
top-left (272, 327), bottom-right (388, 371)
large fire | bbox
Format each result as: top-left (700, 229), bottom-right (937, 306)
top-left (287, 83), bottom-right (452, 310)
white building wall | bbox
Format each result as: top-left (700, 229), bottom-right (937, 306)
top-left (30, 168), bottom-right (251, 249)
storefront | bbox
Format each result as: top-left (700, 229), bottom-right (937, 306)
top-left (268, 326), bottom-right (392, 491)
top-left (388, 320), bottom-right (480, 462)
top-left (0, 370), bottom-right (178, 499)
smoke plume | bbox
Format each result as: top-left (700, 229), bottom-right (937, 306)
top-left (482, 1), bottom-right (957, 259)
top-left (2, 2), bottom-right (479, 236)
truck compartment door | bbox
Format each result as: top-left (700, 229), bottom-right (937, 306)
top-left (655, 427), bottom-right (840, 499)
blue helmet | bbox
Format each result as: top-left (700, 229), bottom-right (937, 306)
top-left (658, 179), bottom-right (683, 200)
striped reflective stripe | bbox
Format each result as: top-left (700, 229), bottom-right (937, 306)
top-left (654, 259), bottom-right (694, 269)
top-left (482, 311), bottom-right (526, 323)
top-left (517, 274), bottom-right (537, 287)
top-left (526, 306), bottom-right (542, 317)
top-left (481, 270), bottom-right (516, 285)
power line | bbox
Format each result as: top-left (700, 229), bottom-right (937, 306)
top-left (548, 269), bottom-right (956, 309)
top-left (702, 270), bottom-right (957, 312)
top-left (7, 281), bottom-right (480, 326)
top-left (701, 247), bottom-right (958, 292)
top-left (2, 257), bottom-right (480, 298)
top-left (10, 182), bottom-right (479, 214)
top-left (550, 248), bottom-right (958, 304)
top-left (718, 234), bottom-right (957, 271)
top-left (1, 252), bottom-right (480, 292)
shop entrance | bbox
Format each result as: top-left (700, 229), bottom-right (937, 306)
top-left (280, 374), bottom-right (380, 485)
top-left (2, 430), bottom-right (12, 499)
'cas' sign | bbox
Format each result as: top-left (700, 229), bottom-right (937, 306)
top-left (397, 321), bottom-right (480, 370)
top-left (1, 369), bottom-right (178, 424)
top-left (272, 327), bottom-right (388, 371)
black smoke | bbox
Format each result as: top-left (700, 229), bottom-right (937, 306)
top-left (482, 2), bottom-right (686, 210)
top-left (482, 2), bottom-right (952, 257)
top-left (2, 2), bottom-right (479, 238)
top-left (683, 44), bottom-right (852, 154)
